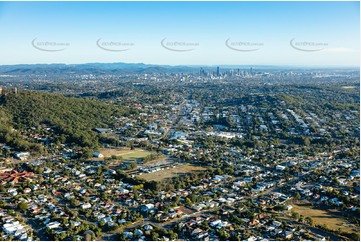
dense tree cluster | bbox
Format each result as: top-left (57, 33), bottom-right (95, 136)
top-left (0, 90), bottom-right (129, 148)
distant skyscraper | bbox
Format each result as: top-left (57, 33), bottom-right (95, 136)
top-left (200, 67), bottom-right (206, 77)
top-left (216, 66), bottom-right (220, 76)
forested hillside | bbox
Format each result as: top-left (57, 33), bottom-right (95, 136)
top-left (0, 90), bottom-right (129, 149)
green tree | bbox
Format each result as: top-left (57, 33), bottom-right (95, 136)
top-left (291, 211), bottom-right (300, 220)
top-left (17, 202), bottom-right (28, 212)
top-left (305, 217), bottom-right (313, 226)
top-left (151, 231), bottom-right (159, 241)
top-left (303, 137), bottom-right (311, 146)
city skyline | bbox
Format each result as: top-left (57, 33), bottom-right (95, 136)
top-left (0, 1), bottom-right (359, 66)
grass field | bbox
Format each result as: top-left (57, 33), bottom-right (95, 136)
top-left (121, 150), bottom-right (153, 161)
top-left (98, 148), bottom-right (152, 160)
top-left (137, 164), bottom-right (207, 182)
top-left (341, 86), bottom-right (356, 89)
top-left (291, 203), bottom-right (358, 233)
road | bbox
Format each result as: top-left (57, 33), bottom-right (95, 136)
top-left (155, 100), bottom-right (186, 141)
top-left (121, 208), bottom-right (212, 232)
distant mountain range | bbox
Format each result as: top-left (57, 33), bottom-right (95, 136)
top-left (0, 63), bottom-right (195, 75)
top-left (0, 62), bottom-right (357, 76)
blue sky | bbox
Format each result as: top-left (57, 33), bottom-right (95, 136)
top-left (0, 1), bottom-right (359, 66)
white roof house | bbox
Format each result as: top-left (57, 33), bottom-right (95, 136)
top-left (93, 152), bottom-right (104, 158)
top-left (81, 203), bottom-right (92, 209)
top-left (46, 221), bottom-right (61, 229)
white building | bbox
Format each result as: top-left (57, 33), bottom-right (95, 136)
top-left (93, 152), bottom-right (104, 158)
top-left (46, 221), bottom-right (61, 229)
top-left (276, 165), bottom-right (286, 171)
top-left (81, 203), bottom-right (92, 209)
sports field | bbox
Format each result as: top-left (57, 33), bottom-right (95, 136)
top-left (137, 164), bottom-right (207, 181)
top-left (98, 148), bottom-right (152, 160)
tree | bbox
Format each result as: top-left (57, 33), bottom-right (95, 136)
top-left (304, 217), bottom-right (313, 226)
top-left (291, 211), bottom-right (300, 220)
top-left (0, 185), bottom-right (6, 192)
top-left (61, 217), bottom-right (69, 226)
top-left (151, 231), bottom-right (159, 241)
top-left (274, 205), bottom-right (286, 211)
top-left (169, 231), bottom-right (178, 240)
top-left (85, 232), bottom-right (92, 241)
top-left (85, 209), bottom-right (92, 218)
top-left (0, 200), bottom-right (6, 208)
top-left (58, 232), bottom-right (67, 240)
top-left (17, 202), bottom-right (28, 212)
top-left (99, 221), bottom-right (105, 227)
top-left (126, 161), bottom-right (137, 170)
top-left (303, 137), bottom-right (311, 146)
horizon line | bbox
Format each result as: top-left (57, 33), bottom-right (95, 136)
top-left (0, 62), bottom-right (359, 69)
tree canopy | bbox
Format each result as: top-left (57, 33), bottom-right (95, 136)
top-left (0, 90), bottom-right (128, 148)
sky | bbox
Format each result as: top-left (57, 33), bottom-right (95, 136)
top-left (0, 1), bottom-right (359, 66)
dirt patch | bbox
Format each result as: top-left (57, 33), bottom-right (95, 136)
top-left (178, 206), bottom-right (196, 215)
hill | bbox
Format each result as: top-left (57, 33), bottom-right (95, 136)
top-left (0, 90), bottom-right (129, 149)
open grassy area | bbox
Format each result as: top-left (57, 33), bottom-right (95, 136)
top-left (120, 150), bottom-right (153, 161)
top-left (341, 86), bottom-right (356, 89)
top-left (137, 164), bottom-right (207, 182)
top-left (98, 148), bottom-right (152, 160)
top-left (291, 203), bottom-right (358, 233)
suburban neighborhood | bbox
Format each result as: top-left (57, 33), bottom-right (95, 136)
top-left (0, 65), bottom-right (359, 241)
